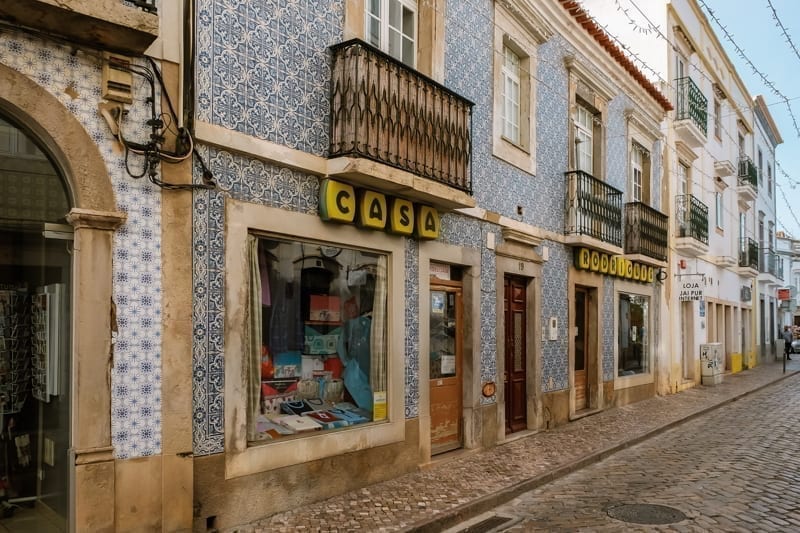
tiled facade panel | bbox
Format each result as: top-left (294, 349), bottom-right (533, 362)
top-left (196, 0), bottom-right (342, 155)
top-left (540, 243), bottom-right (571, 392)
top-left (0, 32), bottom-right (163, 458)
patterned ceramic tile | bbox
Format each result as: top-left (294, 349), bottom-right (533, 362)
top-left (0, 30), bottom-right (164, 458)
top-left (189, 0), bottom-right (667, 454)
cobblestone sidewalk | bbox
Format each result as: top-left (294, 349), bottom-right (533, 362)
top-left (230, 359), bottom-right (799, 533)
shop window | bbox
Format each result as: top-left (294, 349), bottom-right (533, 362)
top-left (248, 236), bottom-right (388, 444)
top-left (618, 293), bottom-right (649, 376)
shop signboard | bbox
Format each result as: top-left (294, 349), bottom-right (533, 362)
top-left (678, 280), bottom-right (704, 301)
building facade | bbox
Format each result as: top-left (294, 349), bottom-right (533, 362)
top-left (3, 0), bottom-right (754, 530)
top-left (751, 95), bottom-right (784, 359)
top-left (583, 0), bottom-right (784, 387)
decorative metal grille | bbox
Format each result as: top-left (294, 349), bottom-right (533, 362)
top-left (739, 237), bottom-right (758, 269)
top-left (675, 76), bottom-right (708, 136)
top-left (675, 194), bottom-right (709, 245)
top-left (737, 156), bottom-right (758, 188)
top-left (564, 170), bottom-right (623, 246)
top-left (624, 202), bottom-right (668, 261)
top-left (329, 39), bottom-right (473, 193)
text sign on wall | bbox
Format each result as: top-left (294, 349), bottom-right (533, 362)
top-left (319, 179), bottom-right (440, 240)
top-left (678, 281), bottom-right (704, 301)
top-left (573, 247), bottom-right (654, 283)
top-left (778, 288), bottom-right (791, 301)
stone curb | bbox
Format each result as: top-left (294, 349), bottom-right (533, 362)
top-left (403, 367), bottom-right (800, 533)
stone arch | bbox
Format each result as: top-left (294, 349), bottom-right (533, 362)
top-left (0, 60), bottom-right (124, 530)
top-left (0, 61), bottom-right (116, 212)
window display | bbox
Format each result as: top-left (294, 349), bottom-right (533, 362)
top-left (618, 293), bottom-right (649, 376)
top-left (247, 236), bottom-right (388, 443)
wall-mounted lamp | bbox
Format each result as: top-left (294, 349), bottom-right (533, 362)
top-left (655, 268), bottom-right (668, 283)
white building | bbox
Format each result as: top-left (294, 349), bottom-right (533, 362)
top-left (751, 95), bottom-right (784, 358)
top-left (581, 0), bottom-right (780, 385)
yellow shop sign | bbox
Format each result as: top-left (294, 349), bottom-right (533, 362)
top-left (319, 179), bottom-right (440, 239)
top-left (574, 247), bottom-right (653, 283)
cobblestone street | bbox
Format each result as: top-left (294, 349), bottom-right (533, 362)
top-left (453, 369), bottom-right (800, 532)
top-left (231, 360), bottom-right (799, 532)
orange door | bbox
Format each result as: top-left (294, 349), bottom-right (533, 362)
top-left (574, 287), bottom-right (588, 411)
top-left (430, 284), bottom-right (462, 455)
top-left (504, 276), bottom-right (527, 434)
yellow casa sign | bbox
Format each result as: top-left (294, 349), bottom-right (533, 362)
top-left (574, 247), bottom-right (654, 283)
top-left (319, 179), bottom-right (440, 239)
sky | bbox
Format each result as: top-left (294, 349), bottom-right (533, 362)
top-left (696, 0), bottom-right (800, 239)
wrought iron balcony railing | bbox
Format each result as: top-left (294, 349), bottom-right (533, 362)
top-left (760, 249), bottom-right (783, 279)
top-left (624, 202), bottom-right (668, 261)
top-left (565, 170), bottom-right (623, 247)
top-left (739, 237), bottom-right (758, 269)
top-left (738, 156), bottom-right (758, 189)
top-left (675, 76), bottom-right (708, 136)
top-left (675, 194), bottom-right (709, 245)
top-left (329, 39), bottom-right (473, 193)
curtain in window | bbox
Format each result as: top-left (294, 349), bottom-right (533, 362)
top-left (370, 255), bottom-right (387, 394)
top-left (246, 235), bottom-right (262, 441)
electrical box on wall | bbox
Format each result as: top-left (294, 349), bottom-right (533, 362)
top-left (548, 317), bottom-right (558, 341)
top-left (102, 52), bottom-right (133, 104)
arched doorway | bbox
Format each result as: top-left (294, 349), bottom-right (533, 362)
top-left (0, 62), bottom-right (124, 531)
top-left (0, 115), bottom-right (72, 527)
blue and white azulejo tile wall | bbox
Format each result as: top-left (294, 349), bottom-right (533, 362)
top-left (0, 31), bottom-right (164, 459)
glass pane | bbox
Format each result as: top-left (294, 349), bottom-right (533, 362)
top-left (402, 5), bottom-right (415, 39)
top-left (368, 0), bottom-right (381, 17)
top-left (388, 28), bottom-right (401, 60)
top-left (367, 16), bottom-right (381, 47)
top-left (402, 36), bottom-right (414, 65)
top-left (0, 115), bottom-right (71, 527)
top-left (618, 294), bottom-right (649, 376)
top-left (255, 237), bottom-right (388, 442)
top-left (389, 0), bottom-right (401, 28)
top-left (430, 290), bottom-right (457, 379)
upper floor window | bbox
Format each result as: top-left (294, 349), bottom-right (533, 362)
top-left (630, 143), bottom-right (651, 203)
top-left (575, 103), bottom-right (594, 174)
top-left (715, 191), bottom-right (724, 229)
top-left (757, 148), bottom-right (763, 183)
top-left (768, 163), bottom-right (773, 197)
top-left (491, 2), bottom-right (542, 176)
top-left (678, 161), bottom-right (689, 195)
top-left (366, 0), bottom-right (417, 67)
top-left (501, 46), bottom-right (521, 145)
top-left (713, 99), bottom-right (721, 140)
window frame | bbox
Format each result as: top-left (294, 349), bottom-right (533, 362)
top-left (614, 282), bottom-right (654, 389)
top-left (223, 199), bottom-right (406, 478)
top-left (491, 2), bottom-right (543, 175)
top-left (501, 45), bottom-right (521, 145)
top-left (365, 0), bottom-right (418, 67)
top-left (713, 98), bottom-right (721, 140)
top-left (715, 191), bottom-right (724, 230)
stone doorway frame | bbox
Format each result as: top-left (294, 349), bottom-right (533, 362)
top-left (0, 62), bottom-right (124, 531)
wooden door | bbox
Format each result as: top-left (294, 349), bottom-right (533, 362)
top-left (504, 276), bottom-right (527, 434)
top-left (430, 283), bottom-right (463, 455)
top-left (574, 287), bottom-right (588, 411)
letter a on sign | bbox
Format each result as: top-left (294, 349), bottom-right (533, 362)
top-left (389, 197), bottom-right (414, 235)
top-left (415, 205), bottom-right (440, 240)
top-left (319, 179), bottom-right (356, 223)
top-left (358, 189), bottom-right (387, 230)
